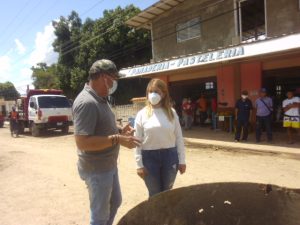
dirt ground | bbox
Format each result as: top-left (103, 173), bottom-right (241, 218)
top-left (0, 125), bottom-right (300, 225)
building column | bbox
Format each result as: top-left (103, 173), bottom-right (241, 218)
top-left (157, 75), bottom-right (169, 84)
top-left (240, 62), bottom-right (262, 104)
top-left (217, 65), bottom-right (240, 108)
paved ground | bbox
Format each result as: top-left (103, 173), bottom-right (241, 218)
top-left (0, 124), bottom-right (300, 225)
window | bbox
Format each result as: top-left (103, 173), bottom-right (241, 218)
top-left (205, 82), bottom-right (214, 90)
top-left (37, 96), bottom-right (71, 108)
top-left (237, 0), bottom-right (266, 42)
top-left (177, 18), bottom-right (201, 42)
top-left (276, 85), bottom-right (282, 96)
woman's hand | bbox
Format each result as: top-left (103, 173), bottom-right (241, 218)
top-left (137, 167), bottom-right (147, 179)
top-left (119, 135), bottom-right (141, 149)
top-left (178, 164), bottom-right (186, 174)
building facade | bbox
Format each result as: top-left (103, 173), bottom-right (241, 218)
top-left (121, 0), bottom-right (300, 118)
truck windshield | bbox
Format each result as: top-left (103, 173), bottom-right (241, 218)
top-left (38, 96), bottom-right (71, 108)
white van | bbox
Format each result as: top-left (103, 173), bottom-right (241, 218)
top-left (28, 95), bottom-right (72, 136)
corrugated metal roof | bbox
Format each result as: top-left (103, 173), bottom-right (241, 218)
top-left (126, 0), bottom-right (185, 29)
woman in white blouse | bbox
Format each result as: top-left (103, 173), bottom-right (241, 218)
top-left (134, 78), bottom-right (186, 197)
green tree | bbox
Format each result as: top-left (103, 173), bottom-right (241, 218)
top-left (52, 11), bottom-right (82, 97)
top-left (51, 5), bottom-right (152, 101)
top-left (0, 82), bottom-right (20, 100)
top-left (31, 63), bottom-right (59, 89)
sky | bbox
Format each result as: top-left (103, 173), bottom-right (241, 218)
top-left (0, 0), bottom-right (157, 94)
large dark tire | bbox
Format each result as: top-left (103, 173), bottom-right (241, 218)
top-left (31, 123), bottom-right (40, 137)
top-left (0, 122), bottom-right (3, 128)
top-left (61, 125), bottom-right (69, 134)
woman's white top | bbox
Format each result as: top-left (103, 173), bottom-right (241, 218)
top-left (134, 107), bottom-right (186, 168)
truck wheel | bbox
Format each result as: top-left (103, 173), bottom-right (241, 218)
top-left (61, 125), bottom-right (69, 134)
top-left (31, 123), bottom-right (40, 137)
top-left (0, 122), bottom-right (3, 128)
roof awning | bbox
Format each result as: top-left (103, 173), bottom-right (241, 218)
top-left (126, 0), bottom-right (185, 29)
top-left (119, 33), bottom-right (300, 78)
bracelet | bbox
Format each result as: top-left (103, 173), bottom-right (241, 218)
top-left (110, 134), bottom-right (120, 147)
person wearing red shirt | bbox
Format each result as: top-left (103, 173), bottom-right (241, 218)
top-left (182, 98), bottom-right (193, 130)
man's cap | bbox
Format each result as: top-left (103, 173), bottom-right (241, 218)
top-left (241, 90), bottom-right (248, 95)
top-left (260, 88), bottom-right (267, 93)
top-left (89, 59), bottom-right (121, 78)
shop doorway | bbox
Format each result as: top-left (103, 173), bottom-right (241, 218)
top-left (263, 66), bottom-right (300, 129)
top-left (169, 77), bottom-right (217, 122)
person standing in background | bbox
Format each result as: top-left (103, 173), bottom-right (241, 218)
top-left (8, 106), bottom-right (19, 137)
top-left (182, 98), bottom-right (193, 130)
top-left (197, 94), bottom-right (208, 126)
top-left (282, 90), bottom-right (300, 144)
top-left (255, 88), bottom-right (273, 143)
top-left (211, 97), bottom-right (217, 129)
top-left (234, 91), bottom-right (253, 142)
top-left (134, 78), bottom-right (186, 197)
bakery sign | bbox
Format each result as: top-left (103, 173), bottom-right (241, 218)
top-left (120, 46), bottom-right (244, 77)
top-left (119, 33), bottom-right (300, 78)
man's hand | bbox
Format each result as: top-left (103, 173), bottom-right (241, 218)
top-left (121, 123), bottom-right (135, 136)
top-left (137, 167), bottom-right (147, 179)
top-left (119, 135), bottom-right (141, 149)
top-left (178, 164), bottom-right (186, 174)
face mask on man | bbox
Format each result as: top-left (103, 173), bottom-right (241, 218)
top-left (104, 76), bottom-right (118, 95)
top-left (148, 92), bottom-right (162, 105)
top-left (241, 95), bottom-right (248, 99)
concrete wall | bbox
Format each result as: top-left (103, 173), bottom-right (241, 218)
top-left (151, 0), bottom-right (236, 61)
top-left (266, 0), bottom-right (300, 37)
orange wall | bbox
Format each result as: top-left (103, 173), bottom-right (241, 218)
top-left (217, 66), bottom-right (236, 108)
top-left (157, 75), bottom-right (169, 84)
top-left (240, 62), bottom-right (262, 103)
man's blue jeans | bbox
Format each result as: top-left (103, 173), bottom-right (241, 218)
top-left (256, 115), bottom-right (272, 142)
top-left (79, 167), bottom-right (122, 225)
top-left (142, 147), bottom-right (179, 197)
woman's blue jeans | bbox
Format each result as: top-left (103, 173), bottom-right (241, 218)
top-left (142, 147), bottom-right (179, 197)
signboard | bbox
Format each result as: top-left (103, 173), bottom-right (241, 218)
top-left (120, 33), bottom-right (300, 78)
top-left (121, 47), bottom-right (244, 77)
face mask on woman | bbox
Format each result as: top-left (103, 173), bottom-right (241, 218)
top-left (148, 92), bottom-right (162, 105)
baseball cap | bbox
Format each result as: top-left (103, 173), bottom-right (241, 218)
top-left (260, 88), bottom-right (267, 93)
top-left (89, 59), bottom-right (121, 78)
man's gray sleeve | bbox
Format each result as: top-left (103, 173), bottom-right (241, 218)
top-left (73, 101), bottom-right (97, 136)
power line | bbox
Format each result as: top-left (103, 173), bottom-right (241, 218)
top-left (1, 0), bottom-right (61, 58)
top-left (0, 0), bottom-right (31, 40)
top-left (6, 0), bottom-right (110, 66)
top-left (56, 2), bottom-right (244, 64)
top-left (0, 0), bottom-right (44, 55)
top-left (14, 0), bottom-right (250, 69)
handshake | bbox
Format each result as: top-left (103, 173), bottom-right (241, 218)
top-left (118, 123), bottom-right (141, 149)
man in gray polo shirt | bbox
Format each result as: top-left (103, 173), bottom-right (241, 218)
top-left (73, 59), bottom-right (140, 225)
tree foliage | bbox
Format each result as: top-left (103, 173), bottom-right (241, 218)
top-left (31, 63), bottom-right (59, 89)
top-left (32, 5), bottom-right (152, 102)
top-left (0, 82), bottom-right (20, 100)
